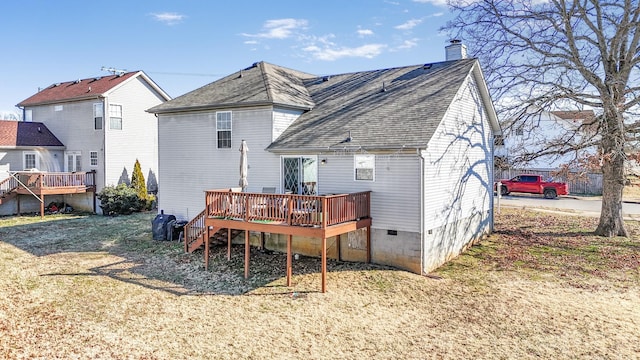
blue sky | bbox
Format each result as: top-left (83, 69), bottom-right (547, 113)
top-left (1, 0), bottom-right (454, 116)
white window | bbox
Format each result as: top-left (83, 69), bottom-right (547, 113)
top-left (90, 151), bottom-right (98, 167)
top-left (23, 152), bottom-right (38, 170)
top-left (354, 154), bottom-right (375, 181)
top-left (216, 111), bottom-right (232, 149)
top-left (54, 105), bottom-right (63, 112)
top-left (65, 151), bottom-right (82, 172)
top-left (109, 104), bottom-right (122, 130)
top-left (24, 109), bottom-right (33, 122)
top-left (94, 103), bottom-right (103, 130)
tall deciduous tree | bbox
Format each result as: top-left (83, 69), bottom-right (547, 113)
top-left (445, 0), bottom-right (640, 237)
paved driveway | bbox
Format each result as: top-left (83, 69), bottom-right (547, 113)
top-left (495, 194), bottom-right (640, 219)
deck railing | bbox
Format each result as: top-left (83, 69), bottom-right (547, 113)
top-left (184, 209), bottom-right (207, 253)
top-left (11, 171), bottom-right (96, 190)
top-left (205, 190), bottom-right (371, 227)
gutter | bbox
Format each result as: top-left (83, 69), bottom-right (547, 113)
top-left (267, 144), bottom-right (429, 154)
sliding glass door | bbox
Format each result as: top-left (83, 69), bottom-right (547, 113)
top-left (282, 156), bottom-right (317, 195)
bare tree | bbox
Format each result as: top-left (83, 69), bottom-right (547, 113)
top-left (444, 0), bottom-right (640, 237)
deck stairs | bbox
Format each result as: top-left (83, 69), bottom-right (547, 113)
top-left (184, 209), bottom-right (243, 253)
top-left (0, 176), bottom-right (18, 205)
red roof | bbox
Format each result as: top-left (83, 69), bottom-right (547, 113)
top-left (551, 110), bottom-right (596, 123)
top-left (18, 72), bottom-right (139, 106)
top-left (0, 120), bottom-right (64, 147)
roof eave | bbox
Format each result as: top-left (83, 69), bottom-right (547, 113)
top-left (18, 95), bottom-right (105, 108)
top-left (150, 101), bottom-right (312, 114)
top-left (267, 144), bottom-right (428, 154)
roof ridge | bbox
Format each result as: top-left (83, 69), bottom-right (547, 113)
top-left (258, 62), bottom-right (274, 102)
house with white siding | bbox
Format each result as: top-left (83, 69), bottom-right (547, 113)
top-left (16, 71), bottom-right (171, 212)
top-left (495, 109), bottom-right (597, 170)
top-left (149, 43), bottom-right (501, 279)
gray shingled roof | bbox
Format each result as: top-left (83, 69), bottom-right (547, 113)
top-left (148, 62), bottom-right (316, 113)
top-left (268, 59), bottom-right (478, 151)
top-left (149, 59), bottom-right (481, 151)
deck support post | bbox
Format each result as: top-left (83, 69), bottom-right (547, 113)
top-left (336, 234), bottom-right (341, 261)
top-left (227, 228), bottom-right (232, 261)
top-left (17, 195), bottom-right (21, 216)
top-left (40, 194), bottom-right (45, 219)
top-left (244, 229), bottom-right (250, 279)
top-left (286, 234), bottom-right (292, 287)
top-left (366, 226), bottom-right (371, 263)
top-left (204, 226), bottom-right (210, 271)
top-left (321, 236), bottom-right (327, 293)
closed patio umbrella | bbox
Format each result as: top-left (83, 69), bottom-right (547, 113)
top-left (239, 139), bottom-right (249, 191)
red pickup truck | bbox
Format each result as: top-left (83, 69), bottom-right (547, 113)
top-left (496, 174), bottom-right (569, 199)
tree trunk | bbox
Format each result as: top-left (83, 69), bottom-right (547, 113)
top-left (595, 111), bottom-right (628, 237)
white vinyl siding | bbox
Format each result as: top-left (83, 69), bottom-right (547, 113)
top-left (272, 108), bottom-right (303, 141)
top-left (104, 76), bottom-right (164, 191)
top-left (422, 72), bottom-right (493, 272)
top-left (157, 107), bottom-right (278, 219)
top-left (318, 153), bottom-right (421, 232)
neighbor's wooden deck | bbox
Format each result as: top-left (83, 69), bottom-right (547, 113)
top-left (0, 171), bottom-right (97, 217)
top-left (188, 190), bottom-right (372, 293)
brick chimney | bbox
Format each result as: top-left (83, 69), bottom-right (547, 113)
top-left (445, 39), bottom-right (467, 61)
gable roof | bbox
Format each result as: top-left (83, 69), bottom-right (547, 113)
top-left (148, 62), bottom-right (315, 114)
top-left (18, 71), bottom-right (171, 107)
top-left (268, 59), bottom-right (482, 151)
top-left (149, 58), bottom-right (499, 151)
top-left (0, 120), bottom-right (64, 148)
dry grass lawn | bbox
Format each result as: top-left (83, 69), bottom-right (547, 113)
top-left (0, 209), bottom-right (639, 359)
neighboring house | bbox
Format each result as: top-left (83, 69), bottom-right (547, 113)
top-left (0, 120), bottom-right (72, 215)
top-left (149, 43), bottom-right (501, 275)
top-left (495, 109), bottom-right (597, 170)
top-left (16, 71), bottom-right (171, 212)
top-left (0, 119), bottom-right (65, 173)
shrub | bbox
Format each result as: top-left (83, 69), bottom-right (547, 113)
top-left (131, 159), bottom-right (155, 211)
top-left (97, 184), bottom-right (146, 215)
top-left (131, 159), bottom-right (148, 201)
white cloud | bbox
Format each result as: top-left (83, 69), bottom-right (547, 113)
top-left (242, 18), bottom-right (308, 39)
top-left (396, 38), bottom-right (419, 50)
top-left (357, 29), bottom-right (374, 37)
top-left (304, 44), bottom-right (386, 61)
top-left (150, 12), bottom-right (186, 25)
top-left (395, 18), bottom-right (423, 30)
top-left (412, 0), bottom-right (448, 6)
top-left (244, 40), bottom-right (258, 45)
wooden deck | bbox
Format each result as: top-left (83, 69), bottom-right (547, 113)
top-left (186, 190), bottom-right (372, 293)
top-left (0, 171), bottom-right (97, 217)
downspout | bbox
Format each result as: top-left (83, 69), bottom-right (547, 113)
top-left (419, 149), bottom-right (426, 275)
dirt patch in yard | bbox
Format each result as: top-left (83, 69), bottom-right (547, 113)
top-left (0, 210), bottom-right (638, 359)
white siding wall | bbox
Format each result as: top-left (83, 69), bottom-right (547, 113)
top-left (157, 107), bottom-right (280, 220)
top-left (422, 73), bottom-right (494, 272)
top-left (0, 150), bottom-right (26, 171)
top-left (318, 153), bottom-right (421, 232)
top-left (272, 108), bottom-right (302, 142)
top-left (105, 77), bottom-right (165, 190)
top-left (29, 100), bottom-right (105, 187)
